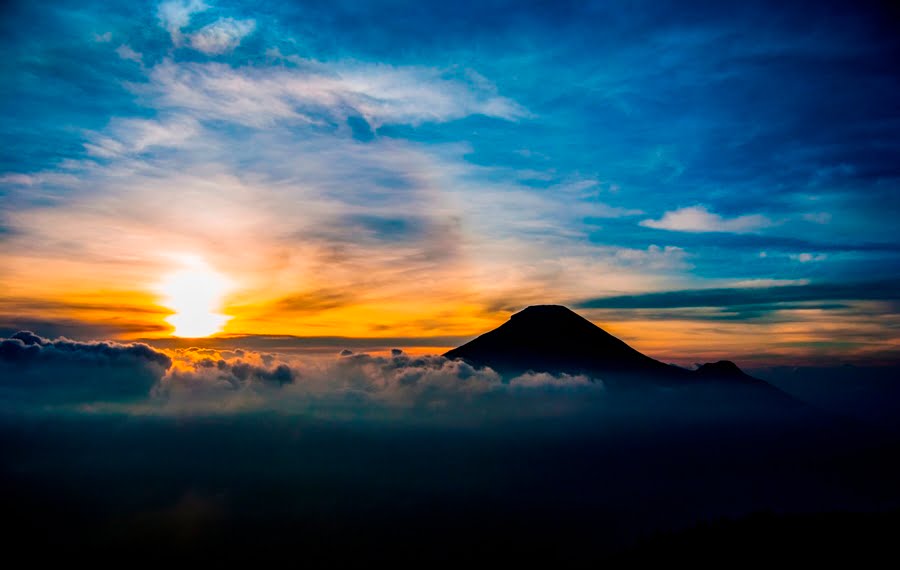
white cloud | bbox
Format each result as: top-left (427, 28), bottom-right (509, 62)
top-left (0, 173), bottom-right (35, 186)
top-left (116, 44), bottom-right (143, 64)
top-left (188, 17), bottom-right (256, 54)
top-left (157, 0), bottom-right (208, 46)
top-left (613, 244), bottom-right (687, 267)
top-left (156, 348), bottom-right (601, 415)
top-left (84, 116), bottom-right (200, 157)
top-left (640, 205), bottom-right (771, 233)
top-left (789, 253), bottom-right (827, 263)
top-left (93, 31), bottom-right (112, 43)
top-left (802, 212), bottom-right (832, 224)
top-left (140, 59), bottom-right (530, 128)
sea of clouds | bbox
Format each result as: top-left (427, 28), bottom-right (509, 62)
top-left (0, 331), bottom-right (598, 418)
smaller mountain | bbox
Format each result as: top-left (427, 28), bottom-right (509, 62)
top-left (694, 360), bottom-right (750, 380)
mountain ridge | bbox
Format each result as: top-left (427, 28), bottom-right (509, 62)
top-left (444, 305), bottom-right (766, 389)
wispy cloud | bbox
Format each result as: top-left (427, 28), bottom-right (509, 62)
top-left (139, 59), bottom-right (529, 128)
top-left (156, 0), bottom-right (208, 46)
top-left (789, 253), bottom-right (827, 263)
top-left (188, 17), bottom-right (256, 55)
top-left (84, 116), bottom-right (200, 157)
top-left (578, 280), bottom-right (900, 310)
top-left (115, 44), bottom-right (142, 64)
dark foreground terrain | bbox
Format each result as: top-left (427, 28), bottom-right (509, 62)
top-left (3, 404), bottom-right (899, 565)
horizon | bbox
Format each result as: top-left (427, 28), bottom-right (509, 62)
top-left (5, 301), bottom-right (899, 370)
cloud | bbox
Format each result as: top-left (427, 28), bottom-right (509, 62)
top-left (157, 348), bottom-right (599, 413)
top-left (0, 331), bottom-right (171, 402)
top-left (0, 332), bottom-right (599, 413)
top-left (802, 212), bottom-right (832, 224)
top-left (140, 59), bottom-right (529, 128)
top-left (577, 279), bottom-right (900, 310)
top-left (789, 253), bottom-right (827, 263)
top-left (640, 206), bottom-right (772, 233)
top-left (0, 173), bottom-right (35, 186)
top-left (116, 44), bottom-right (143, 64)
top-left (157, 0), bottom-right (209, 46)
top-left (84, 116), bottom-right (200, 157)
top-left (188, 18), bottom-right (256, 55)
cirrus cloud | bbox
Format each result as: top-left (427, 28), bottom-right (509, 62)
top-left (139, 58), bottom-right (530, 128)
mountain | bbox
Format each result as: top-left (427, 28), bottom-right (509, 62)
top-left (444, 305), bottom-right (774, 390)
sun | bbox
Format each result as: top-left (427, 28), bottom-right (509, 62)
top-left (157, 255), bottom-right (233, 337)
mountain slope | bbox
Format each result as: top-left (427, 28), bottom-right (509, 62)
top-left (445, 305), bottom-right (685, 381)
top-left (444, 305), bottom-right (784, 395)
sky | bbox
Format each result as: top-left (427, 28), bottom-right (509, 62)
top-left (1, 0), bottom-right (899, 365)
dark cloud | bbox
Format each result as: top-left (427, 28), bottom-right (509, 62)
top-left (266, 289), bottom-right (354, 313)
top-left (577, 280), bottom-right (900, 310)
top-left (0, 331), bottom-right (170, 367)
top-left (618, 231), bottom-right (900, 254)
top-left (0, 297), bottom-right (167, 315)
top-left (0, 331), bottom-right (171, 402)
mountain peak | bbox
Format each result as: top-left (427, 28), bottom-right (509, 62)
top-left (511, 305), bottom-right (581, 319)
top-left (444, 305), bottom-right (789, 398)
top-left (445, 304), bottom-right (681, 381)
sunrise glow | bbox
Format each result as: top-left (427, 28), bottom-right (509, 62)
top-left (157, 256), bottom-right (233, 337)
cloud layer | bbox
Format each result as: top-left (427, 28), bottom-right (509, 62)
top-left (0, 332), bottom-right (597, 414)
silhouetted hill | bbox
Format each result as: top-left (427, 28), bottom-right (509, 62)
top-left (444, 305), bottom-right (783, 393)
top-left (445, 305), bottom-right (680, 379)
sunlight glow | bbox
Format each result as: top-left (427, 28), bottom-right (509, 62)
top-left (158, 255), bottom-right (233, 337)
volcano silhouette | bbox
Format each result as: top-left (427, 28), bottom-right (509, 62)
top-left (444, 305), bottom-right (766, 388)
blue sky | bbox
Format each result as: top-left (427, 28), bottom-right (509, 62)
top-left (1, 0), bottom-right (898, 364)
